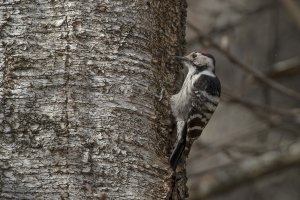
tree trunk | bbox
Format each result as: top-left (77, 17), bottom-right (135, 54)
top-left (0, 0), bottom-right (186, 199)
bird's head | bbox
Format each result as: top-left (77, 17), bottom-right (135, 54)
top-left (176, 51), bottom-right (216, 72)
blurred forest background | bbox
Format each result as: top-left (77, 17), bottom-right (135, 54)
top-left (184, 0), bottom-right (300, 199)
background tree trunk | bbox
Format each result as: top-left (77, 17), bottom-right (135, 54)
top-left (0, 0), bottom-right (186, 199)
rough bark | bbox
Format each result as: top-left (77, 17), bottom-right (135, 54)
top-left (0, 1), bottom-right (186, 199)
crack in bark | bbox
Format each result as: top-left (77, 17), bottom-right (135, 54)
top-left (63, 14), bottom-right (71, 199)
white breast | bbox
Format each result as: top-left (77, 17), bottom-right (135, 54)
top-left (170, 68), bottom-right (215, 121)
top-left (171, 69), bottom-right (196, 120)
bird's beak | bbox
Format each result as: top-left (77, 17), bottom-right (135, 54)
top-left (175, 56), bottom-right (188, 62)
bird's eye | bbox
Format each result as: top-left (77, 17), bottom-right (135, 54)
top-left (192, 53), bottom-right (197, 58)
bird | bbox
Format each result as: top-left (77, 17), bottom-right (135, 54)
top-left (169, 51), bottom-right (221, 170)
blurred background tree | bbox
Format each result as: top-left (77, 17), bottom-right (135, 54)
top-left (185, 0), bottom-right (300, 199)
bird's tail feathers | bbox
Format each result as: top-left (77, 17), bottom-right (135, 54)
top-left (170, 122), bottom-right (187, 170)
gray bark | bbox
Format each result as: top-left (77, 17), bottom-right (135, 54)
top-left (0, 1), bottom-right (186, 199)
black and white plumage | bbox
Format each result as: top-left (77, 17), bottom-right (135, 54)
top-left (170, 51), bottom-right (221, 170)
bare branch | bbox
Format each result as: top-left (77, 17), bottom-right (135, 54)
top-left (187, 21), bottom-right (300, 101)
top-left (188, 124), bottom-right (270, 163)
top-left (209, 3), bottom-right (274, 36)
top-left (222, 89), bottom-right (298, 120)
top-left (279, 0), bottom-right (300, 30)
top-left (188, 140), bottom-right (300, 199)
top-left (187, 89), bottom-right (299, 163)
top-left (268, 57), bottom-right (300, 79)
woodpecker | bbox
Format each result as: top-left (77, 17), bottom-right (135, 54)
top-left (170, 51), bottom-right (221, 170)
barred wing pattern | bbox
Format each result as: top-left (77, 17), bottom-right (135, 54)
top-left (170, 74), bottom-right (220, 170)
top-left (188, 74), bottom-right (220, 137)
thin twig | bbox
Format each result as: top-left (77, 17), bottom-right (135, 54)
top-left (187, 125), bottom-right (270, 165)
top-left (189, 2), bottom-right (273, 38)
top-left (268, 57), bottom-right (300, 79)
top-left (279, 0), bottom-right (300, 30)
top-left (187, 21), bottom-right (300, 101)
top-left (188, 88), bottom-right (299, 162)
top-left (188, 139), bottom-right (300, 199)
top-left (221, 89), bottom-right (298, 119)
